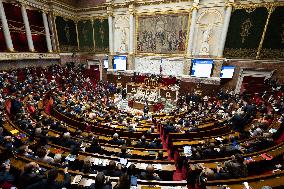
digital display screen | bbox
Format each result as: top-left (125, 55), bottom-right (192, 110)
top-left (113, 56), bottom-right (127, 70)
top-left (103, 59), bottom-right (109, 69)
top-left (191, 59), bottom-right (213, 78)
top-left (220, 66), bottom-right (235, 78)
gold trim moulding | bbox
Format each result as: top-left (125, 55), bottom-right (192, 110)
top-left (234, 2), bottom-right (284, 10)
top-left (135, 53), bottom-right (187, 58)
top-left (136, 9), bottom-right (191, 16)
top-left (0, 53), bottom-right (60, 61)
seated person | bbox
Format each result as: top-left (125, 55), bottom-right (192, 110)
top-left (90, 172), bottom-right (112, 189)
top-left (36, 146), bottom-right (54, 164)
top-left (81, 160), bottom-right (97, 174)
top-left (118, 145), bottom-right (131, 158)
top-left (17, 145), bottom-right (34, 158)
top-left (109, 133), bottom-right (124, 145)
top-left (86, 138), bottom-right (102, 154)
top-left (146, 125), bottom-right (155, 135)
top-left (26, 168), bottom-right (70, 189)
top-left (19, 162), bottom-right (46, 188)
top-left (216, 153), bottom-right (248, 179)
top-left (149, 138), bottom-right (163, 149)
top-left (103, 160), bottom-right (123, 177)
top-left (59, 132), bottom-right (78, 148)
top-left (139, 164), bottom-right (161, 181)
top-left (135, 135), bottom-right (148, 148)
top-left (113, 173), bottom-right (130, 189)
top-left (155, 151), bottom-right (165, 160)
top-left (0, 160), bottom-right (15, 189)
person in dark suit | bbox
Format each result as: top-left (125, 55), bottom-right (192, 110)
top-left (135, 136), bottom-right (148, 148)
top-left (59, 132), bottom-right (78, 148)
top-left (18, 162), bottom-right (46, 188)
top-left (103, 161), bottom-right (123, 177)
top-left (86, 138), bottom-right (102, 154)
top-left (89, 172), bottom-right (112, 189)
top-left (109, 133), bottom-right (123, 145)
top-left (216, 154), bottom-right (248, 179)
top-left (139, 164), bottom-right (161, 181)
top-left (0, 161), bottom-right (15, 189)
top-left (25, 168), bottom-right (70, 189)
top-left (113, 173), bottom-right (130, 189)
top-left (118, 145), bottom-right (131, 158)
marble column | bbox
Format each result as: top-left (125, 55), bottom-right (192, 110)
top-left (48, 12), bottom-right (59, 52)
top-left (186, 0), bottom-right (199, 57)
top-left (129, 11), bottom-right (134, 54)
top-left (127, 54), bottom-right (134, 70)
top-left (128, 4), bottom-right (135, 70)
top-left (21, 4), bottom-right (35, 52)
top-left (212, 60), bottom-right (223, 77)
top-left (42, 12), bottom-right (52, 52)
top-left (0, 0), bottom-right (14, 51)
top-left (184, 59), bottom-right (192, 75)
top-left (108, 11), bottom-right (114, 55)
top-left (217, 1), bottom-right (234, 57)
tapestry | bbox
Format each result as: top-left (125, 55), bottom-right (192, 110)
top-left (77, 20), bottom-right (94, 52)
top-left (224, 7), bottom-right (268, 58)
top-left (55, 16), bottom-right (78, 52)
top-left (261, 6), bottom-right (284, 59)
top-left (3, 2), bottom-right (29, 52)
top-left (27, 9), bottom-right (47, 53)
top-left (136, 13), bottom-right (189, 54)
top-left (93, 18), bottom-right (109, 52)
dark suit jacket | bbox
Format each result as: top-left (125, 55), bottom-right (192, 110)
top-left (25, 173), bottom-right (70, 189)
top-left (139, 172), bottom-right (161, 181)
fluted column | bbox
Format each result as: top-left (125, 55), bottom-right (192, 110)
top-left (48, 12), bottom-right (59, 52)
top-left (107, 8), bottom-right (114, 55)
top-left (0, 0), bottom-right (14, 51)
top-left (21, 4), bottom-right (35, 52)
top-left (42, 12), bottom-right (52, 52)
top-left (187, 0), bottom-right (199, 57)
top-left (128, 2), bottom-right (135, 70)
top-left (217, 0), bottom-right (234, 57)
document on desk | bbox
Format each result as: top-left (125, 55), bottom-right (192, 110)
top-left (183, 146), bottom-right (192, 156)
top-left (71, 175), bottom-right (82, 185)
top-left (93, 158), bottom-right (99, 165)
top-left (84, 178), bottom-right (96, 187)
top-left (65, 154), bottom-right (76, 161)
top-left (153, 164), bottom-right (162, 170)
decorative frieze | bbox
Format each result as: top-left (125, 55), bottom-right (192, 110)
top-left (0, 53), bottom-right (60, 60)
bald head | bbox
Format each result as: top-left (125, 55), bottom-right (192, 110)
top-left (146, 164), bottom-right (154, 174)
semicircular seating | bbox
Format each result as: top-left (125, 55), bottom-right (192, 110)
top-left (0, 64), bottom-right (283, 189)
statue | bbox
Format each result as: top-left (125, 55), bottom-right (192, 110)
top-left (199, 24), bottom-right (213, 55)
top-left (118, 28), bottom-right (127, 52)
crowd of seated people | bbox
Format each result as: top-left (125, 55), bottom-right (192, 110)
top-left (0, 63), bottom-right (283, 189)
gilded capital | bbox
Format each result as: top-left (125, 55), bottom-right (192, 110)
top-left (226, 0), bottom-right (235, 7)
top-left (191, 5), bottom-right (199, 11)
top-left (129, 4), bottom-right (136, 15)
top-left (107, 7), bottom-right (113, 17)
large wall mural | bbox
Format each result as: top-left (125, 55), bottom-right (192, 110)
top-left (55, 16), bottom-right (78, 52)
top-left (93, 18), bottom-right (109, 53)
top-left (136, 13), bottom-right (189, 54)
top-left (224, 7), bottom-right (268, 58)
top-left (261, 6), bottom-right (284, 59)
top-left (78, 20), bottom-right (94, 52)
